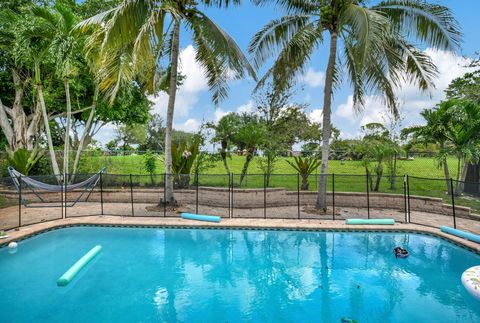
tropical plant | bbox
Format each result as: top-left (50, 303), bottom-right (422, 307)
top-left (250, 0), bottom-right (461, 211)
top-left (78, 0), bottom-right (256, 205)
top-left (286, 156), bottom-right (321, 190)
top-left (171, 137), bottom-right (201, 189)
top-left (402, 102), bottom-right (454, 193)
top-left (257, 149), bottom-right (279, 187)
top-left (143, 150), bottom-right (157, 184)
top-left (31, 3), bottom-right (80, 178)
top-left (5, 147), bottom-right (44, 175)
top-left (207, 113), bottom-right (241, 174)
top-left (234, 119), bottom-right (267, 186)
top-left (446, 100), bottom-right (480, 194)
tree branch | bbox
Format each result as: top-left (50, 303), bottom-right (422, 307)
top-left (48, 106), bottom-right (93, 120)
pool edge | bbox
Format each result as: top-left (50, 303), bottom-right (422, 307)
top-left (1, 216), bottom-right (480, 254)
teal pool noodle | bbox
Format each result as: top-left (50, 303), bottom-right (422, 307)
top-left (57, 245), bottom-right (102, 287)
top-left (181, 213), bottom-right (221, 223)
top-left (346, 219), bottom-right (395, 225)
top-left (440, 226), bottom-right (480, 243)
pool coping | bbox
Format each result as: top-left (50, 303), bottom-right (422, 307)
top-left (2, 216), bottom-right (480, 254)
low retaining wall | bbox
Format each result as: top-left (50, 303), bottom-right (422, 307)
top-left (0, 187), bottom-right (474, 219)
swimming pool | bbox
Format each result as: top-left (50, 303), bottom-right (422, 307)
top-left (1, 226), bottom-right (479, 322)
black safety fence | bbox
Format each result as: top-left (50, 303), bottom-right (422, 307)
top-left (1, 173), bottom-right (479, 235)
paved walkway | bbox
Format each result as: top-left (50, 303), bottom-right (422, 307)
top-left (1, 202), bottom-right (478, 233)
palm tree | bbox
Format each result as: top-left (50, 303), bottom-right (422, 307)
top-left (235, 119), bottom-right (266, 185)
top-left (78, 0), bottom-right (255, 205)
top-left (207, 113), bottom-right (241, 174)
top-left (402, 103), bottom-right (454, 193)
top-left (32, 4), bottom-right (80, 180)
top-left (446, 100), bottom-right (480, 194)
top-left (19, 11), bottom-right (62, 177)
top-left (249, 0), bottom-right (461, 211)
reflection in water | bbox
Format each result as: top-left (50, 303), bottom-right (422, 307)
top-left (148, 230), bottom-right (480, 322)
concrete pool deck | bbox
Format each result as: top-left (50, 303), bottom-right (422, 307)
top-left (1, 215), bottom-right (479, 254)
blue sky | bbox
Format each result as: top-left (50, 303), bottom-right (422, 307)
top-left (98, 0), bottom-right (480, 147)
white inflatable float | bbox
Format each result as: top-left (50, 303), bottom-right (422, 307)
top-left (461, 265), bottom-right (480, 301)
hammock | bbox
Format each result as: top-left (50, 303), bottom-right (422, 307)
top-left (8, 167), bottom-right (106, 207)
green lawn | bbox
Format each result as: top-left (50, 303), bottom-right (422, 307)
top-left (78, 153), bottom-right (458, 178)
top-left (75, 153), bottom-right (480, 212)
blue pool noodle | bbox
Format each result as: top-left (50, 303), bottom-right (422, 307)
top-left (440, 226), bottom-right (480, 244)
top-left (181, 213), bottom-right (221, 223)
top-left (346, 218), bottom-right (395, 225)
top-left (57, 245), bottom-right (102, 286)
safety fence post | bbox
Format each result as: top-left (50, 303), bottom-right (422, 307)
top-left (64, 174), bottom-right (67, 219)
top-left (18, 175), bottom-right (22, 228)
top-left (228, 173), bottom-right (232, 218)
top-left (130, 174), bottom-right (134, 216)
top-left (263, 173), bottom-right (267, 219)
top-left (231, 173), bottom-right (234, 218)
top-left (407, 175), bottom-right (411, 223)
top-left (99, 172), bottom-right (104, 216)
top-left (403, 176), bottom-right (408, 223)
top-left (332, 173), bottom-right (335, 221)
top-left (163, 173), bottom-right (166, 217)
top-left (366, 173), bottom-right (370, 219)
top-left (450, 178), bottom-right (457, 229)
top-left (297, 173), bottom-right (300, 219)
top-left (195, 173), bottom-right (199, 215)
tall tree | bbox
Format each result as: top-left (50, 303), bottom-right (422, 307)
top-left (78, 0), bottom-right (256, 206)
top-left (207, 113), bottom-right (241, 174)
top-left (31, 3), bottom-right (81, 178)
top-left (402, 103), bottom-right (454, 193)
top-left (250, 0), bottom-right (461, 211)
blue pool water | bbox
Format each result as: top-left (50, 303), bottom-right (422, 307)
top-left (1, 227), bottom-right (479, 322)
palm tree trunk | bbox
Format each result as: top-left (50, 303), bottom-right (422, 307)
top-left (70, 89), bottom-right (98, 182)
top-left (316, 32), bottom-right (338, 211)
top-left (455, 160), bottom-right (469, 195)
top-left (443, 158), bottom-right (452, 194)
top-left (221, 142), bottom-right (230, 174)
top-left (63, 77), bottom-right (72, 181)
top-left (163, 20), bottom-right (180, 205)
top-left (239, 152), bottom-right (253, 186)
top-left (37, 79), bottom-right (61, 178)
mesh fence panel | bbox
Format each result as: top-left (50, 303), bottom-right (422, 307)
top-left (407, 176), bottom-right (455, 229)
top-left (197, 174), bottom-right (230, 218)
top-left (100, 174), bottom-right (134, 216)
top-left (0, 171), bottom-right (479, 234)
top-left (15, 174), bottom-right (63, 226)
top-left (0, 176), bottom-right (19, 230)
top-left (131, 174), bottom-right (165, 217)
top-left (333, 175), bottom-right (370, 220)
top-left (231, 174), bottom-right (263, 218)
top-left (64, 173), bottom-right (102, 218)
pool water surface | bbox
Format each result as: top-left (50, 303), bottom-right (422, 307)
top-left (0, 226), bottom-right (479, 322)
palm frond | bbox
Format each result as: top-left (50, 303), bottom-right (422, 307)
top-left (192, 11), bottom-right (256, 80)
top-left (374, 0), bottom-right (462, 50)
top-left (248, 14), bottom-right (312, 70)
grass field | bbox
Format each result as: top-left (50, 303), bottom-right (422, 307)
top-left (78, 153), bottom-right (459, 178)
top-left (74, 153), bottom-right (480, 212)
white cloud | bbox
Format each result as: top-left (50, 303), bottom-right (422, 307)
top-left (214, 108), bottom-right (229, 122)
top-left (236, 100), bottom-right (254, 114)
top-left (335, 49), bottom-right (475, 129)
top-left (149, 44), bottom-right (209, 120)
top-left (174, 118), bottom-right (201, 132)
top-left (308, 109), bottom-right (323, 123)
top-left (302, 68), bottom-right (325, 88)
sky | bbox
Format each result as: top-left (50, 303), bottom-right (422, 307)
top-left (97, 0), bottom-right (480, 148)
